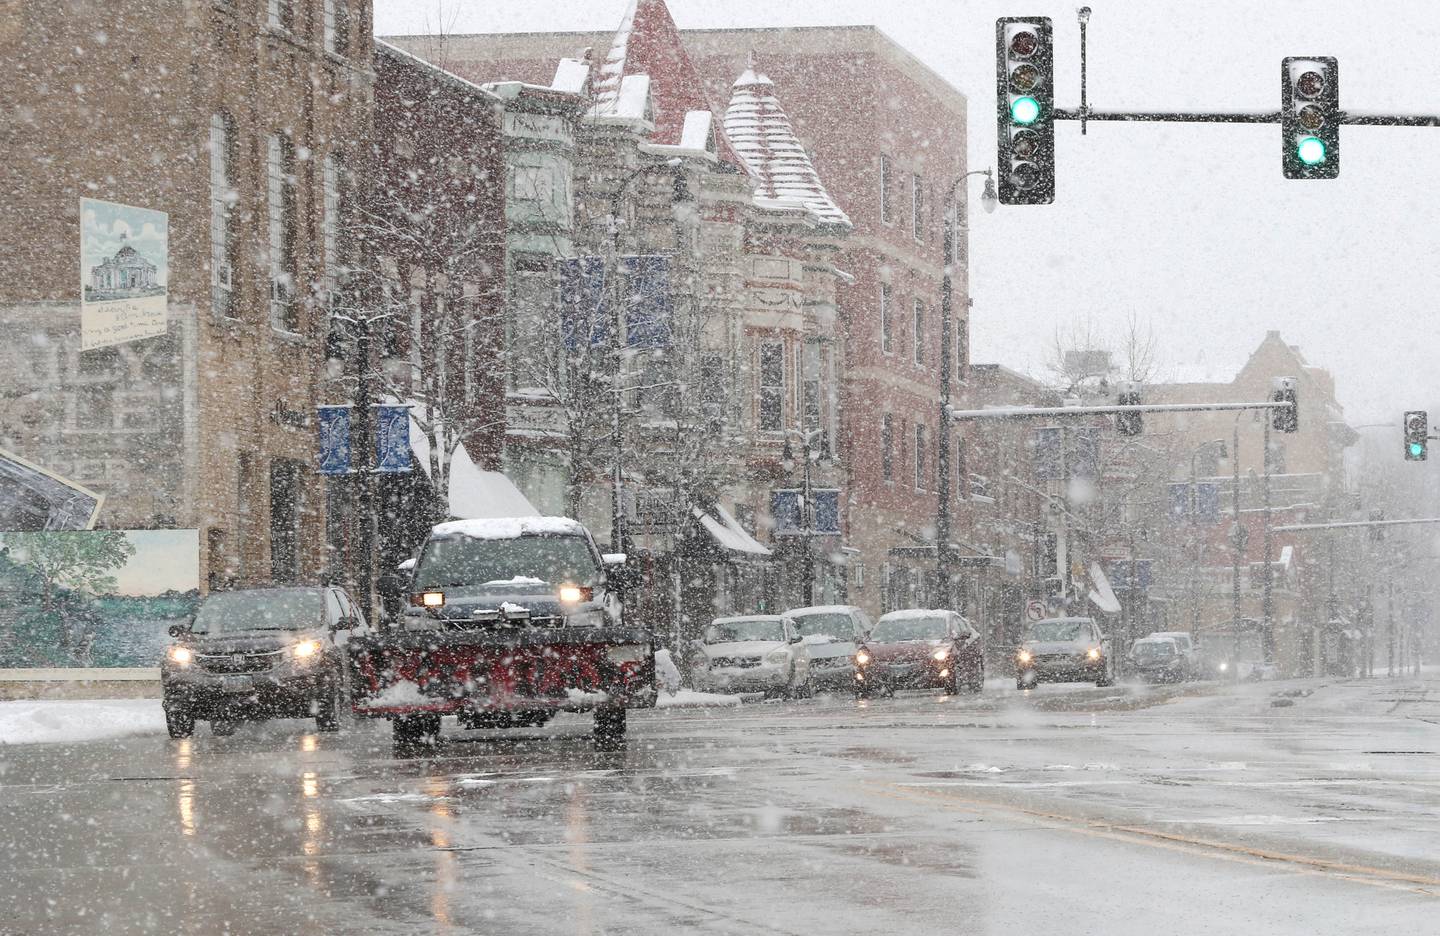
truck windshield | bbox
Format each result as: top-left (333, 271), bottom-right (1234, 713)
top-left (416, 534), bottom-right (598, 588)
top-left (191, 589), bottom-right (325, 634)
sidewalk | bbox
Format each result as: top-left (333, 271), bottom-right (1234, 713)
top-left (0, 668), bottom-right (161, 701)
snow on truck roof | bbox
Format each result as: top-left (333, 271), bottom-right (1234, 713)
top-left (429, 516), bottom-right (589, 540)
top-left (877, 608), bottom-right (952, 620)
top-left (787, 605), bottom-right (860, 617)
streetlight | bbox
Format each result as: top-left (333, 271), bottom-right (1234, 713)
top-left (937, 168), bottom-right (996, 611)
top-left (780, 427), bottom-right (829, 605)
top-left (603, 157), bottom-right (684, 552)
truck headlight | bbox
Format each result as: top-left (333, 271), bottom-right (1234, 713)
top-left (766, 649), bottom-right (790, 665)
top-left (854, 648), bottom-right (871, 666)
top-left (167, 645), bottom-right (193, 666)
top-left (1086, 647), bottom-right (1101, 661)
top-left (932, 647), bottom-right (952, 662)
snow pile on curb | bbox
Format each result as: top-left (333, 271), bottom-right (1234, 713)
top-left (0, 699), bottom-right (165, 746)
top-left (656, 689), bottom-right (742, 708)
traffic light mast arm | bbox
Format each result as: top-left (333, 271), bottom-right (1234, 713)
top-left (1274, 517), bottom-right (1440, 533)
top-left (945, 400), bottom-right (1291, 421)
top-left (1051, 108), bottom-right (1440, 126)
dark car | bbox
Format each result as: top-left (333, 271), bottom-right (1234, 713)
top-left (1130, 636), bottom-right (1185, 683)
top-left (161, 586), bottom-right (361, 738)
top-left (853, 609), bottom-right (984, 697)
top-left (1015, 616), bottom-right (1114, 689)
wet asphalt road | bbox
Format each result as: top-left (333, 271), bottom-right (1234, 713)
top-left (2, 676), bottom-right (1439, 935)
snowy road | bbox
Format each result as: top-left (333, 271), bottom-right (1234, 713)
top-left (2, 676), bottom-right (1439, 934)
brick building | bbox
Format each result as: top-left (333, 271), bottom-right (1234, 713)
top-left (387, 2), bottom-right (968, 619)
top-left (0, 0), bottom-right (373, 590)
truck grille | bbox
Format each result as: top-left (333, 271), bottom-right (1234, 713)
top-left (196, 651), bottom-right (281, 674)
top-left (710, 655), bottom-right (762, 669)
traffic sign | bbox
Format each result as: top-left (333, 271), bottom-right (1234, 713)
top-left (1025, 599), bottom-right (1046, 621)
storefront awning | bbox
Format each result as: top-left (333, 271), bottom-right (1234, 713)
top-left (693, 505), bottom-right (771, 558)
top-left (409, 412), bottom-right (539, 520)
top-left (1087, 561), bottom-right (1122, 615)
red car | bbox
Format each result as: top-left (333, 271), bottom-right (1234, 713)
top-left (853, 609), bottom-right (984, 697)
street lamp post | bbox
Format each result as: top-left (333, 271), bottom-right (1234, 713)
top-left (782, 428), bottom-right (827, 606)
top-left (938, 169), bottom-right (997, 611)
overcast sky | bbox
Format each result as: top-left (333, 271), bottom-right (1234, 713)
top-left (374, 0), bottom-right (1440, 424)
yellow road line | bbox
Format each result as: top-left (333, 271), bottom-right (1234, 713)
top-left (865, 781), bottom-right (1440, 897)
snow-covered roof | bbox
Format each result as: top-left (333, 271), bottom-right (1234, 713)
top-left (375, 38), bottom-right (501, 103)
top-left (724, 66), bottom-right (851, 229)
top-left (552, 56), bottom-right (591, 95)
top-left (429, 516), bottom-right (588, 540)
top-left (787, 605), bottom-right (860, 617)
top-left (587, 0), bottom-right (743, 168)
top-left (407, 409), bottom-right (539, 521)
top-left (693, 505), bottom-right (771, 556)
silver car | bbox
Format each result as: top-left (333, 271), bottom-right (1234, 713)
top-left (784, 605), bottom-right (872, 691)
top-left (1014, 616), bottom-right (1115, 689)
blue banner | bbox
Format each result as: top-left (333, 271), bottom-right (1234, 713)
top-left (558, 257), bottom-right (610, 350)
top-left (1104, 559), bottom-right (1153, 592)
top-left (1069, 427), bottom-right (1100, 481)
top-left (374, 405), bottom-right (412, 473)
top-left (1195, 482), bottom-right (1220, 521)
top-left (771, 489), bottom-right (841, 535)
top-left (1170, 483), bottom-right (1191, 518)
top-left (620, 255), bottom-right (673, 350)
top-left (316, 406), bottom-right (352, 475)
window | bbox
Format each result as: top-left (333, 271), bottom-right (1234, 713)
top-left (267, 0), bottom-right (294, 32)
top-left (269, 459), bottom-right (303, 584)
top-left (880, 282), bottom-right (892, 353)
top-left (957, 437), bottom-right (970, 499)
top-left (956, 316), bottom-right (969, 380)
top-left (267, 133), bottom-right (299, 333)
top-left (881, 413), bottom-right (894, 482)
top-left (699, 353), bottom-right (725, 419)
top-left (75, 385), bottom-right (113, 430)
top-left (209, 112), bottom-right (238, 320)
top-left (880, 154), bottom-right (893, 224)
top-left (912, 173), bottom-right (923, 240)
top-left (758, 341), bottom-right (784, 432)
top-left (913, 299), bottom-right (925, 366)
top-left (322, 154), bottom-right (341, 308)
top-left (323, 0), bottom-right (344, 54)
top-left (802, 340), bottom-right (821, 432)
top-left (915, 423), bottom-right (927, 490)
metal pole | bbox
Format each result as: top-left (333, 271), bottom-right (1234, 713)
top-left (1387, 575), bottom-right (1396, 677)
top-left (352, 304), bottom-right (376, 623)
top-left (1231, 415), bottom-right (1242, 681)
top-left (1262, 417), bottom-right (1275, 664)
top-left (608, 202), bottom-right (625, 553)
top-left (1077, 7), bottom-right (1090, 135)
top-left (803, 443), bottom-right (815, 605)
top-left (937, 194), bottom-right (954, 611)
top-left (1190, 452), bottom-right (1199, 635)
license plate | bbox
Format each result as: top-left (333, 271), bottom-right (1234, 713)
top-left (221, 676), bottom-right (253, 692)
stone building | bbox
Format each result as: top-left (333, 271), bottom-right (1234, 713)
top-left (0, 0), bottom-right (374, 590)
top-left (386, 0), bottom-right (966, 621)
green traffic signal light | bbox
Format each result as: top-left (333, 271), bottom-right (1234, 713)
top-left (1011, 96), bottom-right (1041, 125)
top-left (1297, 136), bottom-right (1326, 165)
top-left (1409, 442), bottom-right (1426, 458)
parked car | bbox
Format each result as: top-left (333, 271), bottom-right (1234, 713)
top-left (853, 609), bottom-right (984, 697)
top-left (1129, 636), bottom-right (1185, 683)
top-left (784, 605), bottom-right (872, 692)
top-left (1147, 630), bottom-right (1200, 679)
top-left (162, 585), bottom-right (362, 738)
top-left (690, 615), bottom-right (812, 698)
top-left (352, 516), bottom-right (655, 753)
top-left (1014, 616), bottom-right (1114, 689)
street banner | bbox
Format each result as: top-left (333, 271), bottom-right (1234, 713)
top-left (771, 489), bottom-right (841, 535)
top-left (1169, 483), bottom-right (1191, 518)
top-left (0, 529), bottom-right (199, 668)
top-left (316, 406), bottom-right (352, 475)
top-left (1034, 427), bottom-right (1064, 480)
top-left (80, 198), bottom-right (168, 350)
top-left (0, 447), bottom-right (103, 531)
top-left (619, 254), bottom-right (673, 349)
top-left (1195, 481), bottom-right (1220, 521)
top-left (374, 404), bottom-right (412, 473)
top-left (1069, 427), bottom-right (1101, 480)
top-left (558, 256), bottom-right (610, 350)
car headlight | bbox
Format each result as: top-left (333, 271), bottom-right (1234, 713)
top-left (167, 645), bottom-right (193, 666)
top-left (932, 646), bottom-right (952, 662)
top-left (291, 639), bottom-right (323, 661)
top-left (566, 609), bottom-right (605, 627)
top-left (766, 649), bottom-right (791, 665)
top-left (854, 649), bottom-right (871, 666)
top-left (1086, 647), bottom-right (1101, 661)
top-left (1016, 649), bottom-right (1032, 664)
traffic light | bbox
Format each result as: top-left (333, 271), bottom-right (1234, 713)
top-left (1282, 56), bottom-right (1339, 180)
top-left (1115, 381), bottom-right (1143, 436)
top-left (1271, 376), bottom-right (1299, 433)
top-left (1404, 411), bottom-right (1428, 461)
top-left (996, 17), bottom-right (1054, 205)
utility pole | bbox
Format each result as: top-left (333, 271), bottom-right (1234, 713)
top-left (1261, 416), bottom-right (1275, 663)
top-left (351, 285), bottom-right (377, 622)
top-left (1230, 414), bottom-right (1244, 681)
